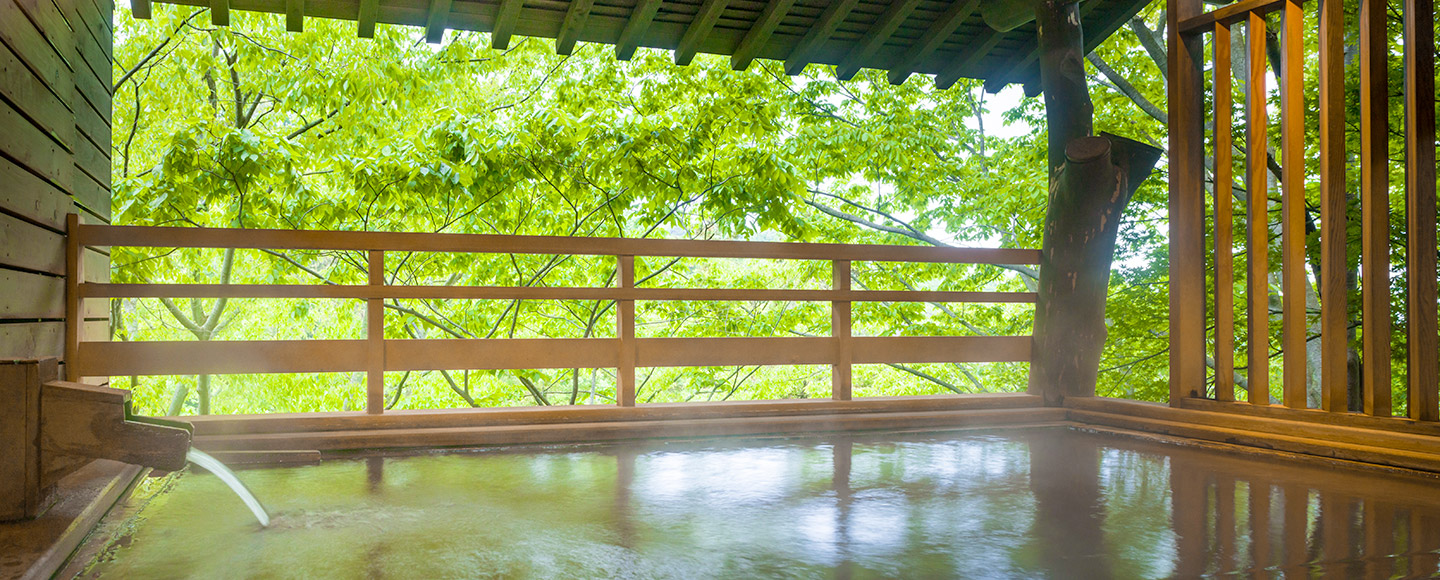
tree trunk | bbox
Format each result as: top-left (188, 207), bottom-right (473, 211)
top-left (1028, 0), bottom-right (1163, 404)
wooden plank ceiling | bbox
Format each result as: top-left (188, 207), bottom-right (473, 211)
top-left (131, 0), bottom-right (1151, 89)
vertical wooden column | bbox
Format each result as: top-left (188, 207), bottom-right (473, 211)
top-left (1359, 0), bottom-right (1392, 417)
top-left (64, 214), bottom-right (83, 383)
top-left (1245, 13), bottom-right (1271, 406)
top-left (1213, 23), bottom-right (1235, 402)
top-left (1167, 0), bottom-right (1207, 405)
top-left (366, 250), bottom-right (385, 414)
top-left (1405, 0), bottom-right (1439, 422)
top-left (617, 255), bottom-right (636, 407)
top-left (1279, 0), bottom-right (1307, 409)
top-left (1317, 0), bottom-right (1347, 412)
top-left (832, 259), bottom-right (852, 401)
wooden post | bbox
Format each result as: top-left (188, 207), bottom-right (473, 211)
top-left (366, 250), bottom-right (385, 414)
top-left (1405, 0), bottom-right (1438, 422)
top-left (1167, 0), bottom-right (1207, 405)
top-left (1359, 0), bottom-right (1392, 417)
top-left (1213, 23), bottom-right (1235, 402)
top-left (64, 214), bottom-right (82, 383)
top-left (1, 359), bottom-right (54, 521)
top-left (1279, 0), bottom-right (1307, 409)
top-left (1318, 0), bottom-right (1347, 412)
top-left (832, 259), bottom-right (852, 401)
top-left (1245, 13), bottom-right (1270, 406)
top-left (617, 255), bottom-right (636, 407)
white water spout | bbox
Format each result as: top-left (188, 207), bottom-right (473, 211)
top-left (186, 448), bottom-right (271, 527)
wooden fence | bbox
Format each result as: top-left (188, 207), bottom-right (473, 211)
top-left (64, 216), bottom-right (1039, 414)
top-left (1167, 0), bottom-right (1438, 421)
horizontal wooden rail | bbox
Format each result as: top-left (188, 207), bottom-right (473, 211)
top-left (75, 223), bottom-right (1040, 265)
top-left (68, 220), bottom-right (1038, 413)
top-left (1177, 0), bottom-right (1288, 32)
top-left (75, 336), bottom-right (1032, 376)
top-left (80, 282), bottom-right (1036, 304)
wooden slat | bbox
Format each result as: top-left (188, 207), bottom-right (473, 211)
top-left (617, 255), bottom-right (635, 407)
top-left (357, 0), bottom-right (377, 37)
top-left (614, 0), bottom-right (660, 61)
top-left (0, 268), bottom-right (64, 319)
top-left (852, 336), bottom-right (1031, 364)
top-left (0, 41), bottom-right (74, 153)
top-left (490, 0), bottom-right (522, 49)
top-left (1177, 0), bottom-right (1286, 32)
top-left (0, 155), bottom-right (70, 230)
top-left (75, 223), bottom-right (1042, 264)
top-left (0, 0), bottom-right (73, 92)
top-left (285, 0), bottom-right (302, 31)
top-left (1245, 12), bottom-right (1270, 406)
top-left (1405, 0), bottom-right (1438, 422)
top-left (0, 322), bottom-right (63, 360)
top-left (835, 0), bottom-right (921, 81)
top-left (81, 282), bottom-right (1036, 304)
top-left (0, 99), bottom-right (72, 192)
top-left (424, 0), bottom-right (452, 44)
top-left (1359, 0), bottom-right (1391, 417)
top-left (386, 338), bottom-right (619, 371)
top-left (935, 26), bottom-right (1004, 90)
top-left (1317, 0), bottom-right (1346, 413)
top-left (1168, 0), bottom-right (1207, 404)
top-left (366, 250), bottom-right (383, 414)
top-left (832, 259), bottom-right (851, 401)
top-left (554, 0), bottom-right (592, 55)
top-left (782, 0), bottom-right (858, 75)
top-left (1278, 0), bottom-right (1306, 409)
top-left (1214, 21), bottom-right (1235, 402)
top-left (76, 340), bottom-right (369, 376)
top-left (887, 0), bottom-right (978, 85)
top-left (635, 336), bottom-right (833, 367)
top-left (729, 0), bottom-right (792, 71)
top-left (674, 0), bottom-right (728, 66)
top-left (1, 212), bottom-right (66, 276)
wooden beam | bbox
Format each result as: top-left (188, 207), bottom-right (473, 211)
top-left (1177, 0), bottom-right (1287, 32)
top-left (285, 0), bottom-right (303, 32)
top-left (131, 0), bottom-right (151, 19)
top-left (674, 0), bottom-right (729, 66)
top-left (1359, 0), bottom-right (1391, 416)
top-left (491, 0), bottom-right (523, 49)
top-left (1167, 0), bottom-right (1206, 404)
top-left (210, 0), bottom-right (228, 25)
top-left (615, 0), bottom-right (662, 61)
top-left (934, 27), bottom-right (1004, 90)
top-left (1245, 12), bottom-right (1269, 405)
top-left (832, 260), bottom-right (851, 401)
top-left (357, 0), bottom-right (377, 38)
top-left (887, 0), bottom-right (978, 85)
top-left (1213, 22), bottom-right (1235, 402)
top-left (64, 214), bottom-right (80, 383)
top-left (366, 250), bottom-right (384, 414)
top-left (617, 255), bottom-right (635, 407)
top-left (555, 0), bottom-right (594, 55)
top-left (424, 0), bottom-right (452, 44)
top-left (730, 0), bottom-right (794, 71)
top-left (783, 0), bottom-right (858, 75)
top-left (852, 336), bottom-right (1031, 364)
top-left (1317, 0), bottom-right (1346, 412)
top-left (76, 340), bottom-right (370, 376)
top-left (76, 223), bottom-right (1042, 265)
top-left (1279, 0), bottom-right (1306, 409)
top-left (1405, 0), bottom-right (1438, 421)
top-left (386, 339), bottom-right (619, 371)
top-left (835, 0), bottom-right (921, 81)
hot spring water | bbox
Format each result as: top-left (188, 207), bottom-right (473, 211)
top-left (185, 448), bottom-right (270, 527)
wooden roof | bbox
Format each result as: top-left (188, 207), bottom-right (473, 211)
top-left (134, 0), bottom-right (1151, 89)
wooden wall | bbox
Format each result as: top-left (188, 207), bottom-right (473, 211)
top-left (0, 0), bottom-right (112, 373)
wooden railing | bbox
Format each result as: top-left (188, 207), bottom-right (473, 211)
top-left (1167, 0), bottom-right (1438, 421)
top-left (63, 216), bottom-right (1039, 414)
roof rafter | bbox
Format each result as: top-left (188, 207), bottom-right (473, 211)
top-left (935, 27), bottom-right (1004, 89)
top-left (836, 0), bottom-right (923, 81)
top-left (425, 0), bottom-right (452, 44)
top-left (212, 0), bottom-right (229, 25)
top-left (556, 0), bottom-right (596, 55)
top-left (285, 0), bottom-right (303, 31)
top-left (784, 0), bottom-right (859, 75)
top-left (675, 0), bottom-right (731, 66)
top-left (132, 0), bottom-right (152, 19)
top-left (888, 0), bottom-right (979, 85)
top-left (357, 0), bottom-right (377, 38)
top-left (616, 0), bottom-right (663, 61)
top-left (731, 0), bottom-right (796, 70)
top-left (492, 0), bottom-right (524, 49)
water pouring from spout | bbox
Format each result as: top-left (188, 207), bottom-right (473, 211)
top-left (186, 448), bottom-right (270, 527)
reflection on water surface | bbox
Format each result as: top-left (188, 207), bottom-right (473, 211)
top-left (79, 428), bottom-right (1440, 578)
